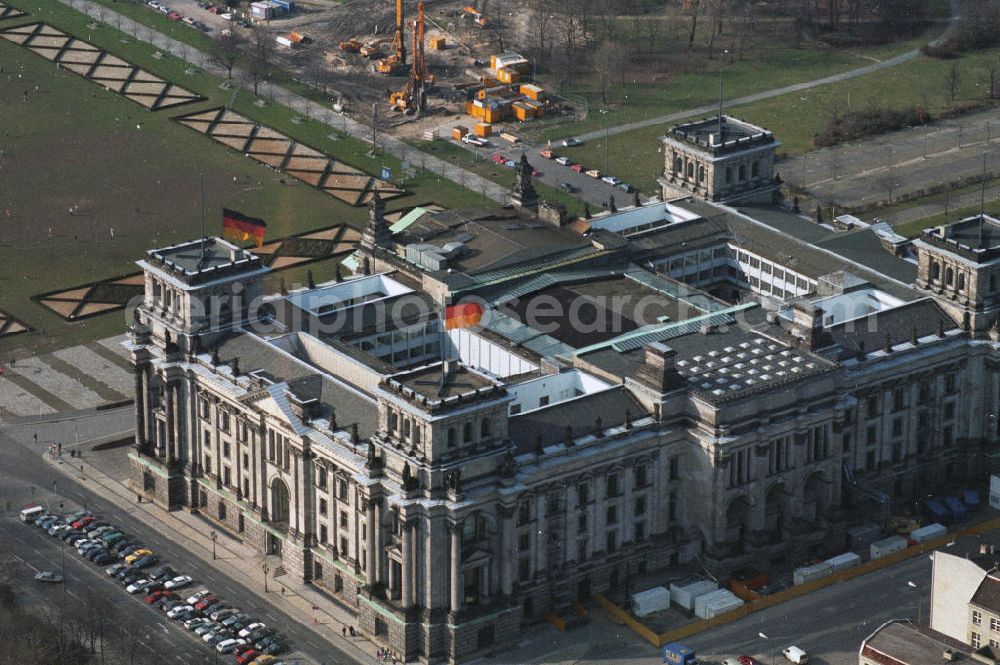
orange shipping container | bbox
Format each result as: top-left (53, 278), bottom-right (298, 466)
top-left (429, 36), bottom-right (446, 50)
top-left (474, 123), bottom-right (492, 137)
top-left (451, 126), bottom-right (469, 140)
top-left (520, 83), bottom-right (544, 101)
top-left (497, 68), bottom-right (520, 84)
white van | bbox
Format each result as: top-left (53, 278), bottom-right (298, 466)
top-left (783, 646), bottom-right (809, 664)
top-left (20, 505), bottom-right (44, 523)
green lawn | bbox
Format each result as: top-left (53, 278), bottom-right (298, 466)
top-left (0, 1), bottom-right (485, 356)
top-left (895, 200), bottom-right (1000, 238)
top-left (559, 47), bottom-right (1000, 195)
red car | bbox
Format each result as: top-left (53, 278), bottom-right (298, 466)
top-left (236, 649), bottom-right (260, 664)
top-left (739, 656), bottom-right (763, 665)
top-left (71, 516), bottom-right (95, 529)
top-left (167, 11), bottom-right (182, 20)
top-left (570, 163), bottom-right (584, 173)
top-left (145, 589), bottom-right (175, 604)
top-left (194, 595), bottom-right (218, 611)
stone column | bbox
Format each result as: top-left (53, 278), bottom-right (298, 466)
top-left (165, 381), bottom-right (175, 463)
top-left (449, 523), bottom-right (462, 614)
top-left (171, 384), bottom-right (182, 462)
top-left (402, 522), bottom-right (414, 609)
top-left (373, 498), bottom-right (383, 586)
top-left (499, 506), bottom-right (514, 596)
top-left (366, 500), bottom-right (377, 587)
top-left (134, 367), bottom-right (146, 449)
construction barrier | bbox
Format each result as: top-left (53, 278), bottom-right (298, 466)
top-left (598, 515), bottom-right (1000, 648)
top-left (543, 610), bottom-right (567, 632)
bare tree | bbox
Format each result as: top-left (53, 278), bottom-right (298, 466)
top-left (945, 63), bottom-right (961, 106)
top-left (686, 0), bottom-right (701, 50)
top-left (243, 24), bottom-right (273, 96)
top-left (988, 56), bottom-right (1000, 99)
top-left (210, 30), bottom-right (246, 80)
top-left (593, 39), bottom-right (625, 103)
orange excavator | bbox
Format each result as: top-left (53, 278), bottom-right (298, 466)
top-left (390, 1), bottom-right (432, 113)
top-left (376, 0), bottom-right (406, 74)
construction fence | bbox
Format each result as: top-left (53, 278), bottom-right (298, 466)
top-left (597, 515), bottom-right (1000, 648)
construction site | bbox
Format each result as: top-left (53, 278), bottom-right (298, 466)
top-left (258, 0), bottom-right (571, 140)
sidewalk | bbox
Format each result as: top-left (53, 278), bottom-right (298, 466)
top-left (46, 449), bottom-right (381, 665)
top-left (60, 0), bottom-right (509, 206)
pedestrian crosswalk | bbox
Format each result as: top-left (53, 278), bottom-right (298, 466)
top-left (0, 335), bottom-right (134, 419)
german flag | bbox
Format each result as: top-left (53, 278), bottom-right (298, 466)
top-left (444, 302), bottom-right (484, 330)
top-left (222, 208), bottom-right (266, 247)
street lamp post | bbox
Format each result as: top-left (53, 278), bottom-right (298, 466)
top-left (210, 530), bottom-right (218, 560)
top-left (600, 109), bottom-right (609, 175)
top-left (759, 632), bottom-right (774, 665)
top-left (262, 562), bottom-right (270, 593)
top-left (907, 581), bottom-right (922, 624)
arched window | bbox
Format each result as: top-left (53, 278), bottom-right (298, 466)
top-left (414, 426), bottom-right (422, 444)
top-left (447, 427), bottom-right (456, 447)
top-left (463, 421), bottom-right (474, 442)
top-left (930, 262), bottom-right (940, 281)
top-left (726, 166), bottom-right (734, 184)
top-left (403, 418), bottom-right (411, 439)
top-left (674, 156), bottom-right (682, 174)
top-left (388, 410), bottom-right (397, 432)
top-left (738, 164), bottom-right (747, 181)
top-left (698, 165), bottom-right (706, 182)
top-left (946, 267), bottom-right (954, 285)
top-left (958, 273), bottom-right (966, 290)
top-left (752, 160), bottom-right (760, 178)
top-left (481, 418), bottom-right (491, 438)
top-left (686, 162), bottom-right (694, 178)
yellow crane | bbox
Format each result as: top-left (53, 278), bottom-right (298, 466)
top-left (376, 0), bottom-right (406, 74)
top-left (390, 1), bottom-right (432, 113)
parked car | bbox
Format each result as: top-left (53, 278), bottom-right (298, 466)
top-left (181, 16), bottom-right (195, 25)
top-left (461, 134), bottom-right (489, 147)
top-left (48, 524), bottom-right (70, 536)
top-left (249, 656), bottom-right (277, 665)
top-left (167, 11), bottom-right (182, 20)
top-left (125, 548), bottom-right (153, 564)
top-left (783, 646), bottom-right (809, 664)
top-left (217, 638), bottom-right (247, 654)
top-left (185, 617), bottom-right (212, 630)
top-left (554, 156), bottom-right (572, 166)
top-left (601, 175), bottom-right (621, 186)
top-left (93, 552), bottom-right (115, 565)
top-left (570, 163), bottom-right (584, 173)
top-left (585, 168), bottom-right (602, 178)
top-left (561, 138), bottom-right (583, 147)
top-left (617, 182), bottom-right (634, 193)
top-left (738, 656), bottom-right (763, 665)
top-left (221, 613), bottom-right (250, 628)
top-left (164, 575), bottom-right (192, 590)
top-left (193, 622), bottom-right (218, 636)
top-left (82, 520), bottom-right (107, 533)
top-left (34, 571), bottom-right (63, 583)
top-left (126, 579), bottom-right (150, 593)
top-left (167, 604), bottom-right (195, 619)
top-left (146, 590), bottom-right (171, 604)
top-left (105, 563), bottom-right (126, 577)
top-left (194, 595), bottom-right (219, 611)
top-left (205, 629), bottom-right (234, 645)
top-left (261, 641), bottom-right (286, 655)
top-left (239, 623), bottom-right (266, 638)
top-left (559, 182), bottom-right (576, 193)
top-left (236, 649), bottom-right (261, 665)
top-left (187, 589), bottom-right (212, 605)
top-left (132, 554), bottom-right (157, 569)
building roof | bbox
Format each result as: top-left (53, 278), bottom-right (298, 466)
top-left (507, 385), bottom-right (647, 453)
top-left (971, 574), bottom-right (1000, 614)
top-left (826, 298), bottom-right (959, 362)
top-left (919, 214), bottom-right (1000, 264)
top-left (860, 621), bottom-right (971, 665)
top-left (663, 115), bottom-right (778, 157)
top-left (143, 237), bottom-right (264, 285)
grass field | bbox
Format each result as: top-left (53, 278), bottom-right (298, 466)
top-left (559, 46), bottom-right (1000, 195)
top-left (895, 200), bottom-right (1000, 238)
top-left (0, 2), bottom-right (486, 356)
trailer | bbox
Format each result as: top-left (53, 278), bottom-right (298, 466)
top-left (663, 642), bottom-right (698, 665)
top-left (632, 587), bottom-right (671, 618)
top-left (871, 535), bottom-right (908, 560)
top-left (963, 490), bottom-right (981, 512)
top-left (670, 579), bottom-right (717, 611)
top-left (944, 496), bottom-right (967, 522)
top-left (694, 589), bottom-right (737, 618)
top-left (910, 523), bottom-right (947, 543)
top-left (923, 498), bottom-right (951, 525)
top-left (793, 562), bottom-right (832, 586)
top-left (823, 552), bottom-right (861, 572)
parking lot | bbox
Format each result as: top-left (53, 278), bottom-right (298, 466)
top-left (17, 504), bottom-right (298, 665)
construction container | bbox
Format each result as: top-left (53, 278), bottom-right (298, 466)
top-left (429, 36), bottom-right (446, 50)
top-left (513, 102), bottom-right (531, 121)
top-left (423, 129), bottom-right (438, 140)
top-left (491, 52), bottom-right (530, 73)
top-left (631, 587), bottom-right (670, 618)
top-left (473, 123), bottom-right (491, 137)
top-left (793, 562), bottom-right (832, 586)
top-left (497, 68), bottom-right (520, 84)
top-left (275, 35), bottom-right (295, 48)
top-left (823, 551), bottom-right (861, 572)
top-left (451, 126), bottom-right (469, 140)
top-left (520, 83), bottom-right (545, 101)
top-left (847, 523), bottom-right (882, 550)
top-left (703, 593), bottom-right (745, 619)
top-left (670, 579), bottom-right (717, 611)
top-left (870, 535), bottom-right (908, 560)
top-left (694, 589), bottom-right (737, 619)
top-left (250, 1), bottom-right (273, 19)
top-left (483, 107), bottom-right (506, 123)
top-left (910, 523), bottom-right (947, 543)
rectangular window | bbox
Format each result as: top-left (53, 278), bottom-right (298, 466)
top-left (867, 426), bottom-right (877, 446)
top-left (319, 524), bottom-right (328, 544)
top-left (635, 521), bottom-right (645, 541)
top-left (518, 557), bottom-right (531, 582)
top-left (223, 441), bottom-right (231, 459)
top-left (867, 394), bottom-right (879, 415)
top-left (944, 402), bottom-right (955, 421)
top-left (991, 616), bottom-right (999, 632)
top-left (606, 531), bottom-right (617, 554)
top-left (606, 506), bottom-right (618, 525)
top-left (606, 473), bottom-right (619, 497)
top-left (578, 514), bottom-right (587, 531)
top-left (577, 482), bottom-right (589, 506)
top-left (974, 610), bottom-right (982, 625)
top-left (243, 478), bottom-right (249, 498)
top-left (973, 632), bottom-right (982, 649)
top-left (319, 498), bottom-right (328, 515)
top-left (669, 456), bottom-right (680, 479)
top-left (340, 510), bottom-right (348, 528)
top-left (200, 398), bottom-right (210, 420)
top-left (577, 539), bottom-right (587, 562)
top-left (242, 453), bottom-right (249, 470)
top-left (221, 411), bottom-right (231, 433)
top-left (317, 466), bottom-right (328, 489)
top-left (338, 478), bottom-right (348, 501)
top-left (223, 466), bottom-right (231, 487)
top-left (340, 537), bottom-right (349, 557)
top-left (945, 372), bottom-right (957, 394)
top-left (893, 388), bottom-right (905, 411)
top-left (668, 492), bottom-right (677, 521)
top-left (635, 464), bottom-right (648, 488)
top-left (634, 496), bottom-right (646, 517)
top-left (518, 500), bottom-right (532, 526)
top-left (892, 418), bottom-right (903, 438)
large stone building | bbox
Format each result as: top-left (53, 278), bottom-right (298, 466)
top-left (127, 158), bottom-right (1000, 662)
top-left (659, 114), bottom-right (780, 204)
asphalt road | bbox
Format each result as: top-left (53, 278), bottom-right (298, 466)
top-left (0, 425), bottom-right (358, 665)
top-left (784, 106), bottom-right (1000, 211)
top-left (3, 513), bottom-right (211, 664)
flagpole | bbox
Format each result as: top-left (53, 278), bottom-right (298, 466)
top-left (199, 173), bottom-right (206, 259)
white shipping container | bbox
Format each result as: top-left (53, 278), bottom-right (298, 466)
top-left (793, 562), bottom-right (832, 586)
top-left (871, 535), bottom-right (908, 560)
top-left (823, 552), bottom-right (861, 572)
top-left (704, 595), bottom-right (745, 619)
top-left (910, 523), bottom-right (947, 543)
top-left (694, 589), bottom-right (735, 618)
top-left (632, 586), bottom-right (671, 618)
top-left (670, 579), bottom-right (718, 611)
top-left (991, 475), bottom-right (1000, 510)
